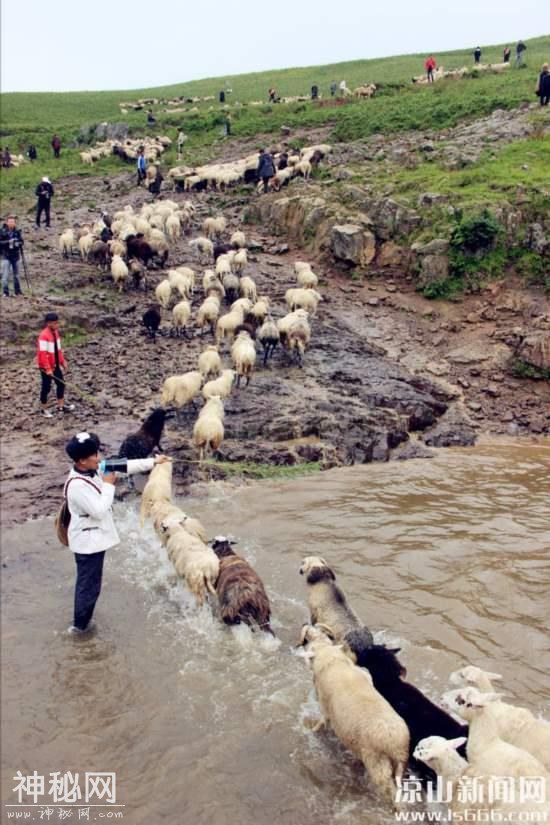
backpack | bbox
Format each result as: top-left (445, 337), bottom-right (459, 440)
top-left (55, 476), bottom-right (101, 547)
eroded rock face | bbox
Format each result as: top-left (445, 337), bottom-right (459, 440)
top-left (518, 332), bottom-right (550, 372)
top-left (331, 224), bottom-right (376, 266)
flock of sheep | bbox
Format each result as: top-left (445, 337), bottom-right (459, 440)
top-left (167, 142), bottom-right (332, 192)
top-left (135, 460), bottom-right (550, 820)
top-left (412, 61), bottom-right (511, 84)
top-left (79, 135), bottom-right (172, 166)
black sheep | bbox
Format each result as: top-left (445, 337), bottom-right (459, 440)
top-left (118, 408), bottom-right (170, 459)
top-left (143, 306), bottom-right (161, 341)
top-left (213, 243), bottom-right (233, 261)
top-left (126, 234), bottom-right (155, 267)
top-left (349, 643), bottom-right (468, 782)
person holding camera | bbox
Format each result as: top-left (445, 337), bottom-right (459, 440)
top-left (64, 431), bottom-right (170, 635)
top-left (0, 215), bottom-right (24, 297)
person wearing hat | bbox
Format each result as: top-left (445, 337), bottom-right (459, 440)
top-left (0, 215), bottom-right (24, 297)
top-left (35, 176), bottom-right (54, 228)
top-left (64, 432), bottom-right (170, 634)
top-left (37, 312), bottom-right (74, 418)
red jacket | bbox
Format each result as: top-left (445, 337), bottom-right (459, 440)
top-left (37, 326), bottom-right (67, 372)
top-left (425, 57), bottom-right (436, 71)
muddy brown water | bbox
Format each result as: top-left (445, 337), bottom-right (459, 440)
top-left (2, 443), bottom-right (549, 824)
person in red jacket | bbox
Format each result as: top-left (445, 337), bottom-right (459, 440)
top-left (37, 312), bottom-right (75, 418)
top-left (425, 56), bottom-right (437, 83)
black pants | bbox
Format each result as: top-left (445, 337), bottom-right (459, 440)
top-left (262, 176), bottom-right (271, 193)
top-left (540, 96), bottom-right (549, 106)
top-left (40, 367), bottom-right (64, 404)
top-left (36, 200), bottom-right (51, 227)
top-left (74, 551), bottom-right (105, 630)
top-left (54, 148), bottom-right (60, 158)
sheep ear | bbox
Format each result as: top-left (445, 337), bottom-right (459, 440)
top-left (448, 737), bottom-right (467, 750)
top-left (388, 647), bottom-right (401, 654)
top-left (486, 671), bottom-right (503, 681)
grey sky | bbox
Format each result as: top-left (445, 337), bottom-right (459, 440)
top-left (1, 0), bottom-right (543, 93)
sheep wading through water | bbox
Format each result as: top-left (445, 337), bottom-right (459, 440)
top-left (211, 537), bottom-right (274, 634)
top-left (298, 625), bottom-right (410, 805)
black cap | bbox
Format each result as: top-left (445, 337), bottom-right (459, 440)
top-left (65, 432), bottom-right (101, 462)
top-left (44, 312), bottom-right (59, 323)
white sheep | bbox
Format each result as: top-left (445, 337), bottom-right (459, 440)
top-left (230, 297), bottom-right (252, 315)
top-left (202, 369), bottom-right (235, 400)
top-left (78, 233), bottom-right (94, 261)
top-left (294, 159), bottom-right (312, 179)
top-left (449, 668), bottom-right (550, 770)
top-left (110, 255), bottom-right (129, 292)
top-left (230, 230), bottom-right (246, 248)
top-left (203, 216), bottom-right (226, 239)
top-left (299, 625), bottom-right (409, 805)
top-left (198, 345), bottom-right (222, 378)
top-left (232, 248), bottom-right (248, 274)
top-left (239, 275), bottom-right (257, 302)
top-left (165, 213), bottom-right (181, 241)
top-left (231, 331), bottom-right (256, 388)
top-left (108, 239), bottom-right (127, 258)
top-left (59, 229), bottom-right (75, 258)
top-left (193, 396), bottom-right (224, 461)
top-left (168, 270), bottom-right (193, 299)
top-left (215, 255), bottom-right (232, 278)
top-left (163, 522), bottom-right (219, 605)
top-left (189, 237), bottom-right (214, 264)
top-left (297, 268), bottom-right (319, 288)
top-left (285, 287), bottom-right (322, 315)
top-left (277, 309), bottom-right (311, 365)
top-left (172, 300), bottom-right (192, 338)
top-left (161, 370), bottom-right (202, 408)
top-left (294, 261), bottom-right (313, 276)
top-left (257, 317), bottom-right (280, 366)
top-left (442, 687), bottom-right (550, 779)
top-left (216, 307), bottom-right (244, 345)
top-left (196, 294), bottom-right (221, 335)
top-left (250, 295), bottom-right (270, 324)
top-left (140, 461), bottom-right (173, 524)
top-left (155, 279), bottom-right (172, 309)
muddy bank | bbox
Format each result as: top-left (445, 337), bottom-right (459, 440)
top-left (0, 165), bottom-right (547, 526)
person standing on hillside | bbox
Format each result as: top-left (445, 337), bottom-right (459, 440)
top-left (257, 148), bottom-right (276, 193)
top-left (177, 130), bottom-right (187, 160)
top-left (503, 46), bottom-right (511, 63)
top-left (136, 147), bottom-right (147, 186)
top-left (311, 84), bottom-right (319, 100)
top-left (515, 40), bottom-right (527, 67)
top-left (474, 46), bottom-right (482, 65)
top-left (425, 56), bottom-right (437, 82)
top-left (51, 134), bottom-right (61, 158)
top-left (37, 312), bottom-right (75, 417)
top-left (28, 144), bottom-right (37, 161)
top-left (2, 147), bottom-right (12, 167)
top-left (330, 82), bottom-right (337, 97)
top-left (537, 63), bottom-right (550, 106)
top-left (0, 215), bottom-right (24, 298)
top-left (36, 176), bottom-right (54, 228)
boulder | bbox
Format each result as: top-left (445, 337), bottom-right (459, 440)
top-left (421, 405), bottom-right (477, 447)
top-left (376, 241), bottom-right (408, 268)
top-left (518, 332), bottom-right (550, 372)
top-left (94, 122), bottom-right (129, 142)
top-left (331, 224), bottom-right (376, 266)
top-left (412, 238), bottom-right (450, 255)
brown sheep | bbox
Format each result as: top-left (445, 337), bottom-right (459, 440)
top-left (211, 537), bottom-right (273, 634)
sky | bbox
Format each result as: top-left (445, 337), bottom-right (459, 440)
top-left (0, 0), bottom-right (544, 93)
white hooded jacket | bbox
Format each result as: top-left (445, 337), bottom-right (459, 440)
top-left (66, 459), bottom-right (154, 554)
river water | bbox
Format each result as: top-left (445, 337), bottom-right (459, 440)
top-left (2, 443), bottom-right (549, 824)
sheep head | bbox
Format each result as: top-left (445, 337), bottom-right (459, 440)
top-left (299, 555), bottom-right (335, 583)
top-left (413, 735), bottom-right (468, 766)
top-left (441, 687), bottom-right (504, 721)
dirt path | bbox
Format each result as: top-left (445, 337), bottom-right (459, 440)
top-left (1, 169), bottom-right (548, 526)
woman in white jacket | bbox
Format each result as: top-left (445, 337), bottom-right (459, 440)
top-left (64, 431), bottom-right (170, 634)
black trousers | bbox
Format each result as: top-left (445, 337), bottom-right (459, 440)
top-left (40, 367), bottom-right (64, 404)
top-left (36, 200), bottom-right (51, 227)
top-left (74, 551), bottom-right (105, 630)
top-left (262, 176), bottom-right (270, 193)
top-left (540, 96), bottom-right (549, 106)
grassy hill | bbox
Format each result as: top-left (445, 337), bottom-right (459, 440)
top-left (1, 34), bottom-right (548, 206)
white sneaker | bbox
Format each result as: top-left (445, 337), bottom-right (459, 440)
top-left (41, 409), bottom-right (54, 418)
top-left (67, 625), bottom-right (87, 635)
top-left (58, 404), bottom-right (76, 413)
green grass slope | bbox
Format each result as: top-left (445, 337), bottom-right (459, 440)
top-left (1, 35), bottom-right (548, 207)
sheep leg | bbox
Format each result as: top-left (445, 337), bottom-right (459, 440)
top-left (236, 374), bottom-right (241, 388)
